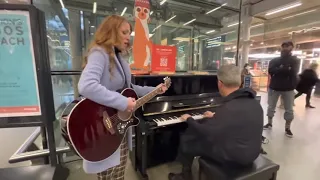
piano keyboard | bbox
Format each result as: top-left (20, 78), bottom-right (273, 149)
top-left (153, 113), bottom-right (204, 127)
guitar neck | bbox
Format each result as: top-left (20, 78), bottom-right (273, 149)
top-left (134, 87), bottom-right (160, 111)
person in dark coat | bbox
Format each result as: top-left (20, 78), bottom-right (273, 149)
top-left (168, 65), bottom-right (264, 180)
top-left (240, 63), bottom-right (251, 88)
top-left (295, 63), bottom-right (319, 108)
top-left (264, 41), bottom-right (299, 138)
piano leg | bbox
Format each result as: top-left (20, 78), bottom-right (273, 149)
top-left (140, 132), bottom-right (149, 179)
top-left (135, 125), bottom-right (149, 180)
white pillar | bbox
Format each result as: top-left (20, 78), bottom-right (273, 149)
top-left (68, 9), bottom-right (82, 98)
top-left (240, 5), bottom-right (252, 69)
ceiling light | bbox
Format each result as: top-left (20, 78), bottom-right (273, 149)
top-left (228, 22), bottom-right (242, 27)
top-left (292, 50), bottom-right (302, 55)
top-left (266, 2), bottom-right (302, 16)
top-left (121, 7), bottom-right (127, 16)
top-left (93, 2), bottom-right (97, 14)
top-left (249, 53), bottom-right (279, 59)
top-left (165, 15), bottom-right (176, 23)
top-left (192, 35), bottom-right (206, 39)
top-left (282, 9), bottom-right (317, 19)
top-left (183, 18), bottom-right (196, 26)
top-left (152, 25), bottom-right (162, 32)
top-left (221, 31), bottom-right (235, 35)
top-left (206, 3), bottom-right (227, 15)
top-left (59, 0), bottom-right (65, 9)
top-left (251, 23), bottom-right (263, 28)
top-left (160, 0), bottom-right (167, 5)
top-left (206, 30), bottom-right (216, 34)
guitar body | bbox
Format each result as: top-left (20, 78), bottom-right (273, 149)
top-left (67, 88), bottom-right (139, 162)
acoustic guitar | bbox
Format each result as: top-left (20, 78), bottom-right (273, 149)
top-left (67, 77), bottom-right (171, 162)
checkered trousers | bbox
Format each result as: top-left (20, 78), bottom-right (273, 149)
top-left (97, 137), bottom-right (128, 180)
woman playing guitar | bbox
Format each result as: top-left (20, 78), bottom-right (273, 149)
top-left (78, 15), bottom-right (167, 180)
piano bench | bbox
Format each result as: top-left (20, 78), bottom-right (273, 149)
top-left (198, 155), bottom-right (280, 180)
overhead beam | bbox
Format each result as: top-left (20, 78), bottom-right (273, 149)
top-left (250, 0), bottom-right (297, 16)
top-left (64, 0), bottom-right (114, 12)
top-left (172, 0), bottom-right (240, 13)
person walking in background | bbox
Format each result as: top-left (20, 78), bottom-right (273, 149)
top-left (240, 63), bottom-right (251, 88)
top-left (295, 63), bottom-right (319, 108)
top-left (264, 41), bottom-right (299, 138)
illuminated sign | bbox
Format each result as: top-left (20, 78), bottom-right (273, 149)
top-left (205, 35), bottom-right (225, 48)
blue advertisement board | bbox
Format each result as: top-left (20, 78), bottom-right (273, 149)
top-left (0, 10), bottom-right (41, 117)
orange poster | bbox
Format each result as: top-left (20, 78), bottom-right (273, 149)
top-left (131, 0), bottom-right (152, 74)
top-left (151, 45), bottom-right (177, 73)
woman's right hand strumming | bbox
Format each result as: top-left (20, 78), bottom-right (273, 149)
top-left (126, 97), bottom-right (136, 112)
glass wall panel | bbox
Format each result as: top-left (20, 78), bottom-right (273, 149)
top-left (199, 14), bottom-right (240, 71)
top-left (33, 0), bottom-right (74, 71)
top-left (160, 25), bottom-right (192, 71)
top-left (84, 1), bottom-right (241, 72)
top-left (51, 75), bottom-right (78, 112)
top-left (32, 0), bottom-right (241, 112)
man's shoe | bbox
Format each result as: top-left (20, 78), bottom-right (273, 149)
top-left (306, 105), bottom-right (315, 108)
top-left (263, 123), bottom-right (272, 130)
top-left (168, 173), bottom-right (192, 180)
top-left (285, 128), bottom-right (293, 138)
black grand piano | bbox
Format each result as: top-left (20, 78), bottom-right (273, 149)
top-left (131, 73), bottom-right (222, 180)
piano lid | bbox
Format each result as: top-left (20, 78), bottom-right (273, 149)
top-left (132, 74), bottom-right (221, 116)
top-left (132, 73), bottom-right (219, 97)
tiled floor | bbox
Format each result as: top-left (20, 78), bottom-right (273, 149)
top-left (1, 92), bottom-right (320, 180)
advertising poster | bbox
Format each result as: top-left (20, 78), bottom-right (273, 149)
top-left (0, 10), bottom-right (41, 117)
top-left (130, 0), bottom-right (152, 74)
top-left (151, 45), bottom-right (177, 73)
top-left (0, 0), bottom-right (32, 4)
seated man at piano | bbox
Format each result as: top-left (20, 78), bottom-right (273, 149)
top-left (168, 64), bottom-right (264, 180)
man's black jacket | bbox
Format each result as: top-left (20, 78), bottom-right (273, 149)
top-left (182, 88), bottom-right (263, 166)
top-left (296, 69), bottom-right (319, 93)
top-left (268, 55), bottom-right (299, 91)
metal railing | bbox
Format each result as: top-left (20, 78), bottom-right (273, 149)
top-left (7, 70), bottom-right (82, 164)
top-left (8, 124), bottom-right (71, 164)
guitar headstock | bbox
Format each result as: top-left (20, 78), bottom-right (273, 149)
top-left (163, 77), bottom-right (172, 88)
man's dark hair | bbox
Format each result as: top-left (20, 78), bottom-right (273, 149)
top-left (281, 41), bottom-right (294, 48)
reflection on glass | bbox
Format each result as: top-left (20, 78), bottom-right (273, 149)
top-left (33, 1), bottom-right (72, 71)
top-left (51, 75), bottom-right (79, 112)
top-left (198, 14), bottom-right (240, 71)
top-left (161, 25), bottom-right (192, 71)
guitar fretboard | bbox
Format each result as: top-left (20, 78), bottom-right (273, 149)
top-left (134, 87), bottom-right (160, 111)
